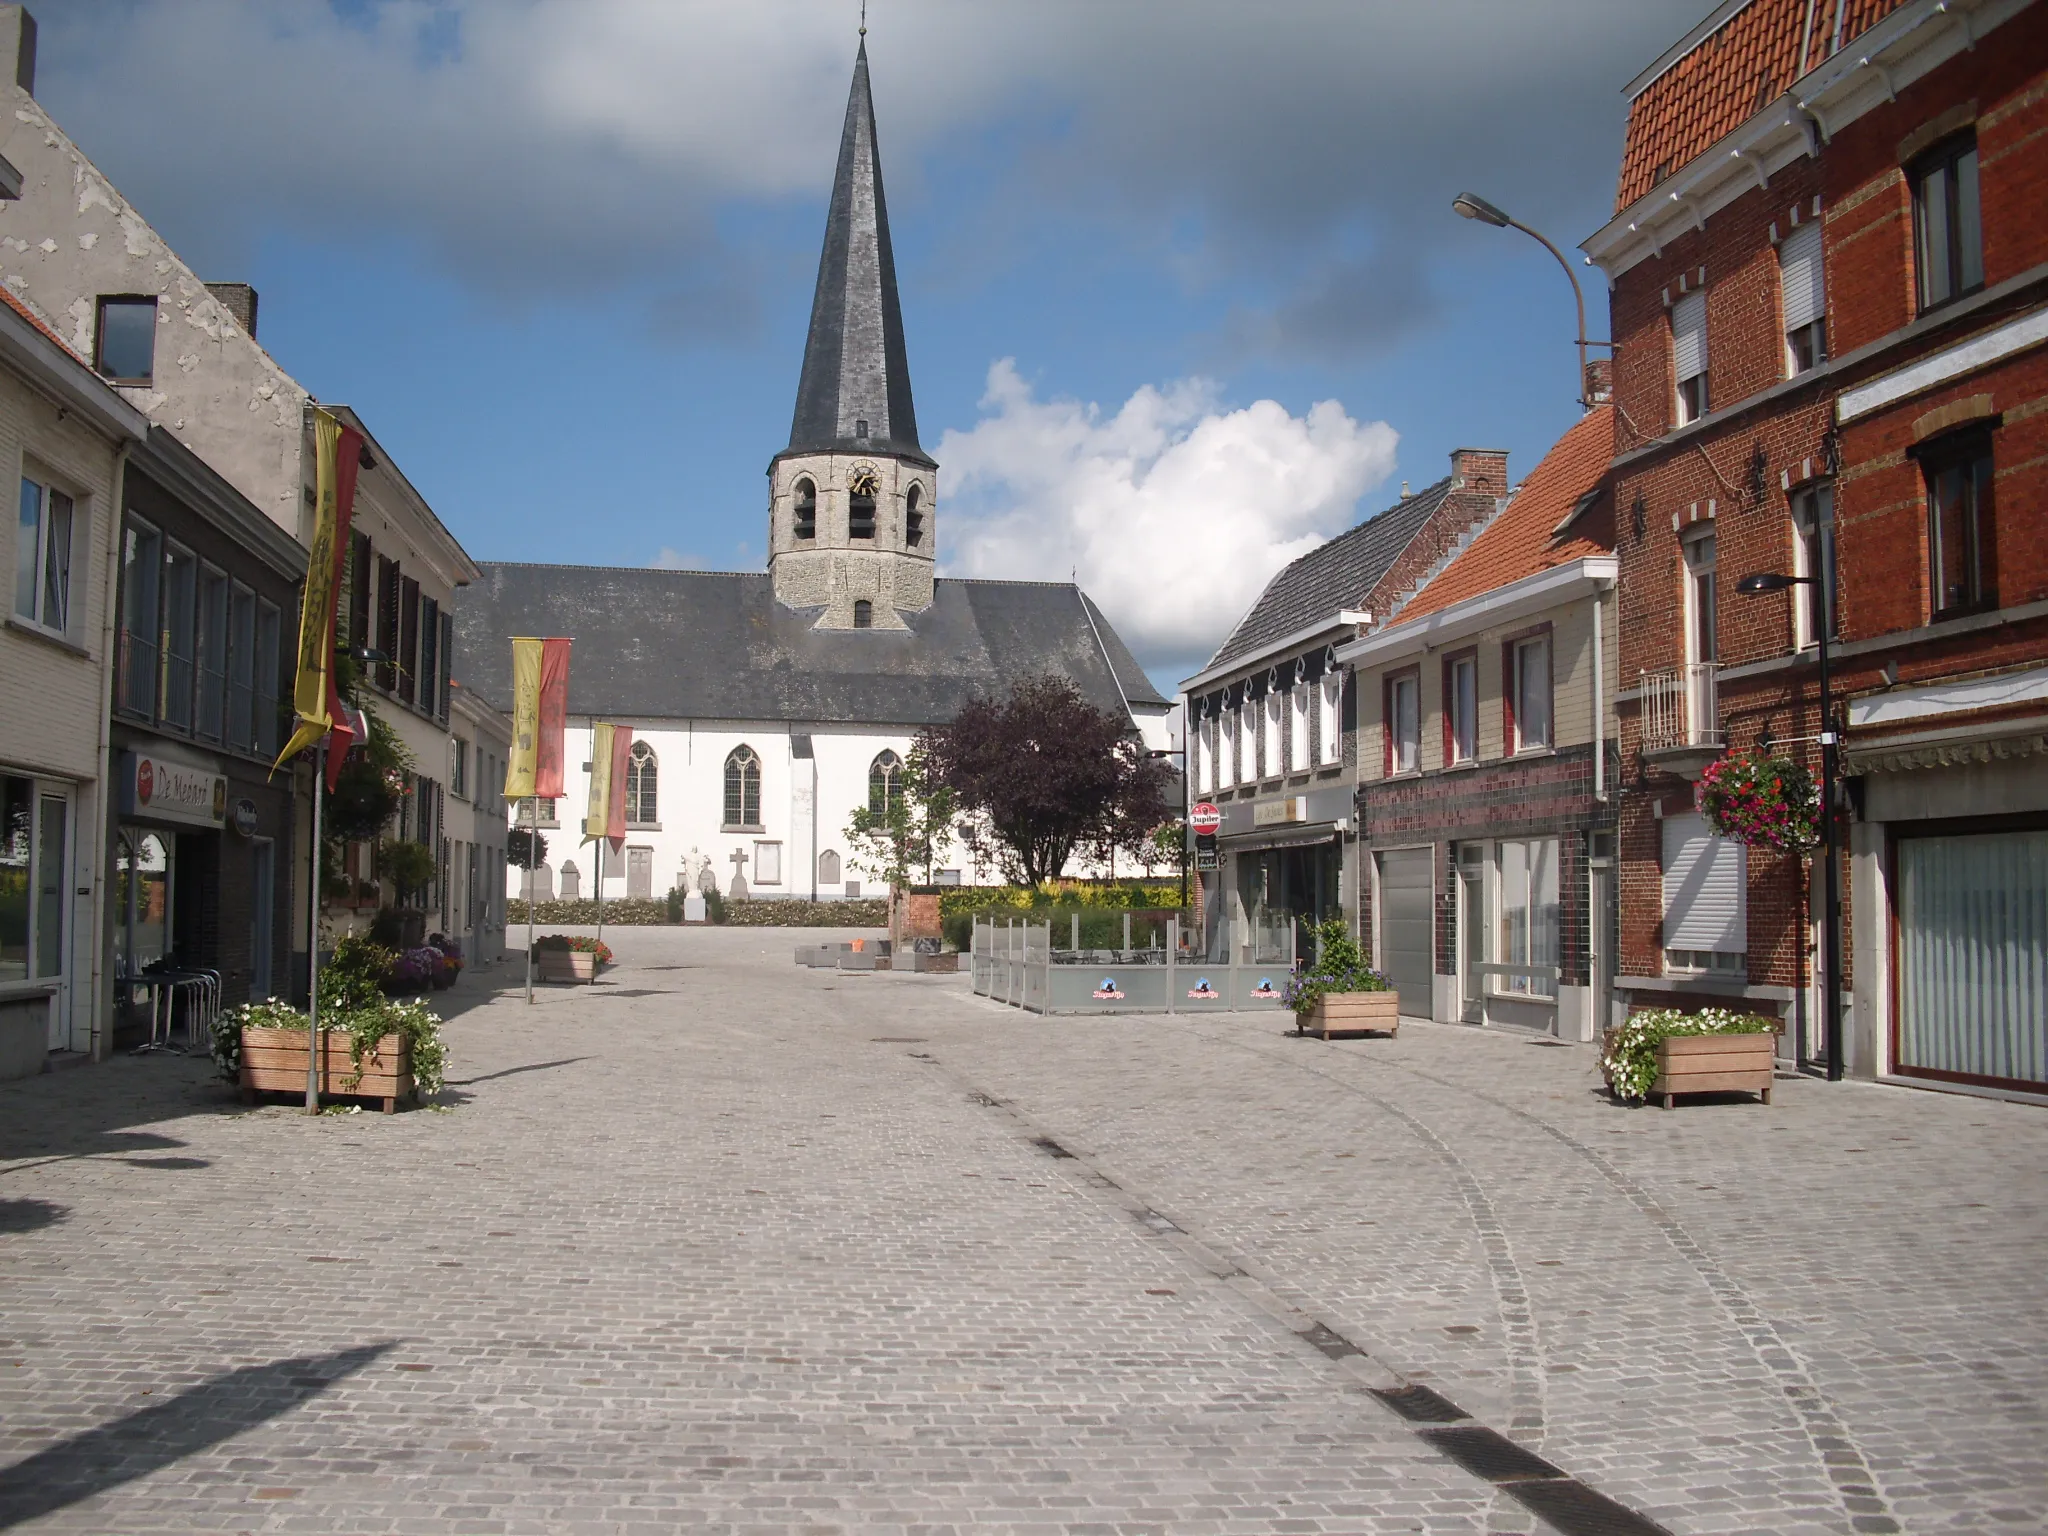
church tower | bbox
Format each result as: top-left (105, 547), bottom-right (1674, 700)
top-left (768, 37), bottom-right (937, 629)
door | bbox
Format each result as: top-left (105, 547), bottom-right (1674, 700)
top-left (1456, 844), bottom-right (1486, 1023)
top-left (1589, 839), bottom-right (1615, 1040)
top-left (249, 840), bottom-right (274, 1001)
top-left (626, 845), bottom-right (653, 899)
top-left (35, 792), bottom-right (68, 1048)
top-left (1376, 848), bottom-right (1434, 1019)
top-left (1895, 829), bottom-right (2048, 1090)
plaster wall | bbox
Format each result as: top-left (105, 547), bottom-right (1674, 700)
top-left (0, 13), bottom-right (309, 534)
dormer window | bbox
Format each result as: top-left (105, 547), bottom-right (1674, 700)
top-left (905, 483), bottom-right (924, 548)
top-left (856, 419), bottom-right (869, 439)
top-left (793, 478), bottom-right (817, 540)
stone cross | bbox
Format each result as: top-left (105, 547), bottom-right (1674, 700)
top-left (727, 847), bottom-right (750, 901)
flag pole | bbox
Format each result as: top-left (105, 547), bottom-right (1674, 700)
top-left (525, 795), bottom-right (536, 1005)
top-left (593, 837), bottom-right (604, 984)
top-left (306, 741), bottom-right (324, 1114)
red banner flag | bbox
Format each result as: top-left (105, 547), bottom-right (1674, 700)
top-left (534, 637), bottom-right (571, 799)
top-left (606, 722), bottom-right (631, 852)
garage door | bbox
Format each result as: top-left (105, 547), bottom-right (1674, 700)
top-left (1376, 848), bottom-right (1435, 1018)
top-left (1897, 828), bottom-right (2048, 1090)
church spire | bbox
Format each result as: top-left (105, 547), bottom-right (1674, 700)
top-left (786, 37), bottom-right (930, 467)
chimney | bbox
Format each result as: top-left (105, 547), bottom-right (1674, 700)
top-left (1583, 356), bottom-right (1614, 406)
top-left (206, 283), bottom-right (258, 341)
top-left (1449, 446), bottom-right (1509, 496)
top-left (0, 7), bottom-right (33, 96)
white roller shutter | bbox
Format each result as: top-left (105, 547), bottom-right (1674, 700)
top-left (1671, 292), bottom-right (1707, 382)
top-left (1661, 812), bottom-right (1746, 952)
top-left (1779, 223), bottom-right (1825, 333)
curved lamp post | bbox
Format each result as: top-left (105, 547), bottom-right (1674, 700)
top-left (1453, 192), bottom-right (1610, 406)
top-left (1735, 572), bottom-right (1843, 1082)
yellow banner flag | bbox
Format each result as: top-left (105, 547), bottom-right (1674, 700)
top-left (504, 637), bottom-right (542, 800)
top-left (584, 722), bottom-right (615, 840)
top-left (274, 410), bottom-right (362, 772)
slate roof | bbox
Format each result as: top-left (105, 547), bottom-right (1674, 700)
top-left (452, 565), bottom-right (1168, 726)
top-left (1616, 0), bottom-right (1903, 209)
top-left (1386, 408), bottom-right (1615, 628)
top-left (1203, 478), bottom-right (1453, 673)
top-left (784, 41), bottom-right (931, 468)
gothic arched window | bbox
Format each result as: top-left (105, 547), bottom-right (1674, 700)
top-left (723, 745), bottom-right (761, 829)
top-left (818, 849), bottom-right (842, 884)
top-left (627, 740), bottom-right (657, 824)
top-left (852, 599), bottom-right (873, 629)
top-left (869, 749), bottom-right (904, 817)
top-left (905, 483), bottom-right (925, 548)
top-left (793, 478), bottom-right (817, 541)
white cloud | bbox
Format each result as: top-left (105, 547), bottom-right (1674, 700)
top-left (939, 361), bottom-right (1396, 679)
top-left (650, 547), bottom-right (700, 570)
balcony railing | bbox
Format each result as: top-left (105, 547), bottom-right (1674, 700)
top-left (1640, 663), bottom-right (1722, 752)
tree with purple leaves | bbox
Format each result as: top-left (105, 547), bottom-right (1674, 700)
top-left (920, 675), bottom-right (1173, 889)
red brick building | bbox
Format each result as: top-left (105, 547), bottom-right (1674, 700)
top-left (1584, 0), bottom-right (2047, 1099)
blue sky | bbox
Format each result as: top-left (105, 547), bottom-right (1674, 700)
top-left (40, 0), bottom-right (1705, 688)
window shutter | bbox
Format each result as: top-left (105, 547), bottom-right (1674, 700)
top-left (438, 612), bottom-right (454, 723)
top-left (1779, 223), bottom-right (1824, 333)
top-left (1671, 292), bottom-right (1707, 381)
top-left (1661, 812), bottom-right (1747, 951)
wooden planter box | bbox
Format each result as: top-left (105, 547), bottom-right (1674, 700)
top-left (1650, 1032), bottom-right (1776, 1109)
top-left (537, 948), bottom-right (597, 983)
top-left (1301, 990), bottom-right (1400, 1039)
top-left (240, 1027), bottom-right (414, 1113)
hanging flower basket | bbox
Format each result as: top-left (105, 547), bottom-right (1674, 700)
top-left (1699, 751), bottom-right (1818, 851)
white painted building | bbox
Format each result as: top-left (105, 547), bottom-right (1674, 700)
top-left (460, 41), bottom-right (1166, 902)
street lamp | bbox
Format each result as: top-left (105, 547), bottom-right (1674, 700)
top-left (1453, 191), bottom-right (1611, 406)
top-left (1149, 746), bottom-right (1189, 913)
top-left (1735, 571), bottom-right (1843, 1083)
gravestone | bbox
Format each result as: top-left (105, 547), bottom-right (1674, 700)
top-left (727, 848), bottom-right (750, 901)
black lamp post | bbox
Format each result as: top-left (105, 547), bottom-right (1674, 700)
top-left (1149, 746), bottom-right (1189, 914)
top-left (1735, 571), bottom-right (1843, 1081)
top-left (1453, 192), bottom-right (1611, 406)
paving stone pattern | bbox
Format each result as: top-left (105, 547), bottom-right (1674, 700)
top-left (0, 927), bottom-right (2042, 1535)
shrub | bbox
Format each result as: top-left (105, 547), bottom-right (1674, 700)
top-left (213, 990), bottom-right (447, 1098)
top-left (506, 897), bottom-right (672, 926)
top-left (1280, 916), bottom-right (1388, 1017)
top-left (366, 908), bottom-right (406, 948)
top-left (704, 888), bottom-right (728, 925)
top-left (722, 898), bottom-right (885, 927)
top-left (1600, 1007), bottom-right (1778, 1101)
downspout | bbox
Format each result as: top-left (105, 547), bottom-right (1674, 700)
top-left (1593, 577), bottom-right (1610, 803)
top-left (1797, 0), bottom-right (1820, 76)
top-left (89, 441), bottom-right (132, 1061)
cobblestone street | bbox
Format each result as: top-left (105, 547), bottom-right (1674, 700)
top-left (2, 928), bottom-right (2043, 1535)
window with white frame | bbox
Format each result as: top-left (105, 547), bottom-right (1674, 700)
top-left (1262, 688), bottom-right (1283, 779)
top-left (1672, 291), bottom-right (1708, 425)
top-left (16, 477), bottom-right (76, 636)
top-left (1196, 710), bottom-right (1214, 794)
top-left (1790, 484), bottom-right (1836, 648)
top-left (1386, 670), bottom-right (1419, 775)
top-left (1237, 697), bottom-right (1256, 783)
top-left (1289, 683), bottom-right (1311, 773)
top-left (1217, 707), bottom-right (1236, 789)
top-left (1661, 811), bottom-right (1747, 974)
top-left (1509, 634), bottom-right (1552, 753)
top-left (627, 740), bottom-right (658, 824)
top-left (1496, 837), bottom-right (1559, 998)
top-left (1779, 221), bottom-right (1826, 375)
top-left (1318, 671), bottom-right (1341, 765)
top-left (1446, 651), bottom-right (1477, 764)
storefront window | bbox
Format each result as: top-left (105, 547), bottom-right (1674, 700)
top-left (115, 830), bottom-right (173, 977)
top-left (1497, 837), bottom-right (1559, 998)
top-left (1, 777), bottom-right (68, 984)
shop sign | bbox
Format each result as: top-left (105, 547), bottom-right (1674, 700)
top-left (1252, 796), bottom-right (1308, 827)
top-left (1249, 977), bottom-right (1281, 999)
top-left (230, 798), bottom-right (260, 837)
top-left (1194, 833), bottom-right (1218, 872)
top-left (1186, 977), bottom-right (1220, 999)
top-left (1091, 977), bottom-right (1125, 1000)
top-left (123, 751), bottom-right (227, 829)
top-left (1189, 801), bottom-right (1222, 836)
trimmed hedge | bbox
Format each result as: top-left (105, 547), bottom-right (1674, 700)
top-left (506, 896), bottom-right (889, 928)
top-left (928, 881), bottom-right (1183, 920)
top-left (725, 899), bottom-right (888, 927)
top-left (507, 898), bottom-right (671, 926)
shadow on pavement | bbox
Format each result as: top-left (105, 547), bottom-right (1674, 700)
top-left (0, 1341), bottom-right (394, 1530)
top-left (447, 1056), bottom-right (592, 1088)
top-left (0, 1197), bottom-right (66, 1233)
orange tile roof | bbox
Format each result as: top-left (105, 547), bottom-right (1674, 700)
top-left (1385, 406), bottom-right (1614, 629)
top-left (1615, 0), bottom-right (1907, 210)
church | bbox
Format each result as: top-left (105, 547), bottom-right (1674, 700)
top-left (455, 38), bottom-right (1169, 903)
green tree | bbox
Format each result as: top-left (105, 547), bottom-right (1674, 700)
top-left (844, 743), bottom-right (957, 888)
